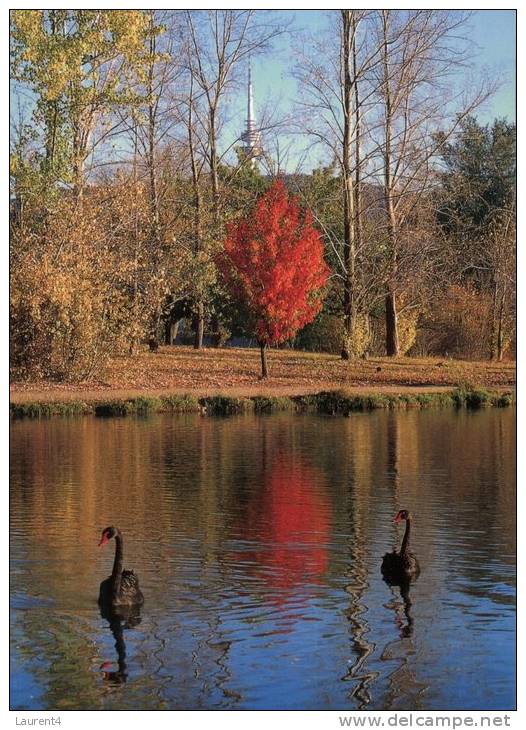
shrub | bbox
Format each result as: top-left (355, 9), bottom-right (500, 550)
top-left (413, 285), bottom-right (492, 359)
top-left (295, 313), bottom-right (343, 354)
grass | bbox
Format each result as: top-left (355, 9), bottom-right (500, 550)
top-left (9, 400), bottom-right (94, 418)
top-left (94, 396), bottom-right (164, 417)
top-left (200, 395), bottom-right (254, 415)
top-left (252, 396), bottom-right (295, 414)
top-left (10, 387), bottom-right (515, 419)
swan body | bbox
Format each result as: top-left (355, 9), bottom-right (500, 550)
top-left (381, 510), bottom-right (420, 584)
top-left (98, 526), bottom-right (144, 609)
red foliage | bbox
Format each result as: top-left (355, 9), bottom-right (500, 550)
top-left (234, 459), bottom-right (331, 597)
top-left (221, 179), bottom-right (329, 345)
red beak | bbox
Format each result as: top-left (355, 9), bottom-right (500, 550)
top-left (393, 513), bottom-right (402, 523)
top-left (98, 534), bottom-right (109, 547)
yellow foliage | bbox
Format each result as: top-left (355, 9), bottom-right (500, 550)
top-left (344, 314), bottom-right (371, 358)
top-left (397, 307), bottom-right (419, 355)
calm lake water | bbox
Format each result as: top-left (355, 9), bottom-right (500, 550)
top-left (10, 408), bottom-right (515, 711)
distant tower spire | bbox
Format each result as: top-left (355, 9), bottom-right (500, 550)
top-left (247, 61), bottom-right (255, 129)
top-left (241, 58), bottom-right (263, 162)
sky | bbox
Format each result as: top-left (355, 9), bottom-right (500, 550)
top-left (10, 9), bottom-right (516, 174)
top-left (228, 9), bottom-right (516, 172)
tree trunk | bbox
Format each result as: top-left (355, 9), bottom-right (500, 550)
top-left (188, 75), bottom-right (205, 352)
top-left (130, 122), bottom-right (139, 357)
top-left (194, 300), bottom-right (204, 349)
top-left (209, 105), bottom-right (220, 224)
top-left (385, 289), bottom-right (399, 357)
top-left (341, 296), bottom-right (356, 361)
top-left (147, 15), bottom-right (160, 245)
top-left (340, 10), bottom-right (356, 361)
top-left (259, 341), bottom-right (268, 378)
top-left (210, 314), bottom-right (220, 347)
top-left (168, 319), bottom-right (180, 345)
top-left (381, 11), bottom-right (400, 358)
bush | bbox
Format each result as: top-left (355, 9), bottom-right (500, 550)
top-left (161, 394), bottom-right (200, 412)
top-left (295, 313), bottom-right (344, 354)
top-left (10, 198), bottom-right (141, 381)
top-left (398, 308), bottom-right (419, 355)
top-left (413, 285), bottom-right (492, 359)
top-left (297, 312), bottom-right (373, 358)
top-left (367, 307), bottom-right (419, 356)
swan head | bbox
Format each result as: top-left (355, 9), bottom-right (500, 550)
top-left (98, 526), bottom-right (118, 547)
top-left (393, 510), bottom-right (412, 523)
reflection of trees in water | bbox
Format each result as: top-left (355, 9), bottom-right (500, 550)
top-left (336, 418), bottom-right (377, 709)
top-left (9, 409), bottom-right (516, 709)
top-left (342, 506), bottom-right (378, 709)
top-left (381, 412), bottom-right (427, 708)
top-left (11, 608), bottom-right (101, 710)
top-left (189, 554), bottom-right (241, 709)
top-left (234, 453), bottom-right (330, 595)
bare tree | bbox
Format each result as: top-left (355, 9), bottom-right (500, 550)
top-left (294, 10), bottom-right (387, 359)
top-left (295, 10), bottom-right (492, 357)
top-left (370, 9), bottom-right (491, 355)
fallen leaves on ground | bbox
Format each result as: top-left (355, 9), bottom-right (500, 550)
top-left (10, 346), bottom-right (515, 403)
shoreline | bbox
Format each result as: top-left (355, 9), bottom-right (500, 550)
top-left (9, 385), bottom-right (515, 419)
top-left (10, 347), bottom-right (515, 418)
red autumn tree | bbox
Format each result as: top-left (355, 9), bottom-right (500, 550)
top-left (221, 179), bottom-right (329, 378)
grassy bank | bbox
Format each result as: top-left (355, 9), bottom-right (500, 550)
top-left (11, 347), bottom-right (515, 402)
top-left (9, 387), bottom-right (515, 419)
top-left (10, 346), bottom-right (515, 418)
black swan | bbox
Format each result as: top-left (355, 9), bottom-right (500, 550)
top-left (381, 510), bottom-right (420, 583)
top-left (98, 526), bottom-right (144, 609)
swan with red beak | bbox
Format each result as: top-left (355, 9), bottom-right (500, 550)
top-left (381, 510), bottom-right (420, 583)
top-left (98, 526), bottom-right (144, 609)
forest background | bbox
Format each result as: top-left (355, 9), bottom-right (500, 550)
top-left (9, 9), bottom-right (516, 388)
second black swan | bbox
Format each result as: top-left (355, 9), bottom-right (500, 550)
top-left (381, 510), bottom-right (420, 583)
top-left (98, 526), bottom-right (144, 609)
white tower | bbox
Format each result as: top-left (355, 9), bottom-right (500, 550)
top-left (240, 60), bottom-right (263, 161)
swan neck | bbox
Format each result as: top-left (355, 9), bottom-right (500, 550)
top-left (400, 518), bottom-right (411, 555)
top-left (111, 531), bottom-right (123, 586)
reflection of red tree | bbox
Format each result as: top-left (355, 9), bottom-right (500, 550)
top-left (238, 460), bottom-right (331, 591)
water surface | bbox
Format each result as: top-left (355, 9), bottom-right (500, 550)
top-left (10, 408), bottom-right (516, 710)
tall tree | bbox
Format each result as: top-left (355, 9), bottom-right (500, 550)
top-left (122, 10), bottom-right (183, 349)
top-left (295, 10), bottom-right (381, 360)
top-left (10, 10), bottom-right (149, 200)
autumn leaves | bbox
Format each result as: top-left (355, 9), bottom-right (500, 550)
top-left (221, 180), bottom-right (329, 377)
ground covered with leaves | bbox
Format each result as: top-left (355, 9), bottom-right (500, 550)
top-left (10, 346), bottom-right (515, 404)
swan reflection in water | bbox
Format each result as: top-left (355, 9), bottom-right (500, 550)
top-left (385, 578), bottom-right (414, 638)
top-left (381, 576), bottom-right (429, 708)
top-left (99, 603), bottom-right (142, 686)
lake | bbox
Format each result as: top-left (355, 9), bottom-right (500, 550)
top-left (10, 408), bottom-right (516, 711)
